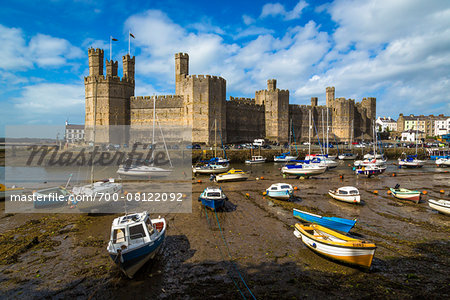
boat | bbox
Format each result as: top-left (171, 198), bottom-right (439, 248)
top-left (427, 148), bottom-right (450, 160)
top-left (398, 154), bottom-right (426, 168)
top-left (215, 169), bottom-right (249, 182)
top-left (265, 183), bottom-right (294, 200)
top-left (435, 157), bottom-right (450, 167)
top-left (245, 155), bottom-right (266, 164)
top-left (338, 152), bottom-right (357, 160)
top-left (354, 158), bottom-right (387, 167)
top-left (275, 119), bottom-right (298, 162)
top-left (193, 163), bottom-right (231, 174)
top-left (328, 186), bottom-right (361, 204)
top-left (428, 199), bottom-right (450, 215)
top-left (198, 187), bottom-right (227, 210)
top-left (293, 223), bottom-right (376, 268)
top-left (355, 164), bottom-right (386, 177)
top-left (117, 164), bottom-right (173, 177)
top-left (107, 212), bottom-right (166, 278)
top-left (339, 120), bottom-right (357, 160)
top-left (389, 185), bottom-right (421, 203)
top-left (281, 161), bottom-right (327, 177)
top-left (0, 184), bottom-right (24, 199)
top-left (33, 186), bottom-right (71, 208)
top-left (293, 208), bottom-right (356, 233)
top-left (363, 153), bottom-right (383, 159)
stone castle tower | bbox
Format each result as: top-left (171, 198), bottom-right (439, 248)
top-left (84, 48), bottom-right (135, 143)
top-left (84, 48), bottom-right (376, 145)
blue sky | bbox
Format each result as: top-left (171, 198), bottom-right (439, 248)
top-left (1, 0), bottom-right (449, 135)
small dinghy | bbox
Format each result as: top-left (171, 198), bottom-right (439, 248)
top-left (294, 223), bottom-right (376, 268)
top-left (33, 186), bottom-right (71, 208)
top-left (245, 155), bottom-right (266, 164)
top-left (435, 158), bottom-right (450, 167)
top-left (293, 209), bottom-right (356, 233)
top-left (215, 169), bottom-right (249, 182)
top-left (107, 212), bottom-right (166, 278)
top-left (328, 186), bottom-right (361, 204)
top-left (428, 199), bottom-right (450, 215)
top-left (193, 163), bottom-right (231, 174)
top-left (265, 183), bottom-right (294, 200)
top-left (389, 185), bottom-right (421, 203)
top-left (198, 187), bottom-right (227, 210)
top-left (338, 152), bottom-right (357, 160)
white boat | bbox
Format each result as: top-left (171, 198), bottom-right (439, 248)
top-left (72, 178), bottom-right (122, 198)
top-left (436, 158), bottom-right (450, 167)
top-left (107, 212), bottom-right (166, 278)
top-left (245, 155), bottom-right (266, 164)
top-left (294, 223), bottom-right (376, 268)
top-left (281, 163), bottom-right (327, 177)
top-left (338, 153), bottom-right (357, 160)
top-left (215, 169), bottom-right (249, 182)
top-left (355, 164), bottom-right (387, 177)
top-left (274, 153), bottom-right (297, 162)
top-left (354, 158), bottom-right (387, 167)
top-left (193, 163), bottom-right (231, 174)
top-left (265, 183), bottom-right (294, 200)
top-left (398, 119), bottom-right (427, 168)
top-left (328, 186), bottom-right (361, 204)
top-left (363, 153), bottom-right (383, 159)
top-left (428, 199), bottom-right (450, 215)
top-left (305, 154), bottom-right (334, 161)
top-left (117, 164), bottom-right (173, 177)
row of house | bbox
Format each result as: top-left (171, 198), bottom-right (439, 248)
top-left (376, 114), bottom-right (450, 139)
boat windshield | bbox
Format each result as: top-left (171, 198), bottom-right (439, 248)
top-left (339, 190), bottom-right (348, 195)
top-left (281, 185), bottom-right (291, 189)
top-left (112, 228), bottom-right (126, 243)
top-left (129, 224), bottom-right (146, 240)
top-left (207, 192), bottom-right (221, 197)
top-left (349, 190), bottom-right (358, 195)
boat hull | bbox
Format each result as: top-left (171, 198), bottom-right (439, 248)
top-left (328, 191), bottom-right (361, 204)
top-left (193, 164), bottom-right (231, 174)
top-left (274, 156), bottom-right (297, 162)
top-left (435, 158), bottom-right (450, 167)
top-left (428, 199), bottom-right (450, 215)
top-left (216, 174), bottom-right (249, 182)
top-left (338, 154), bottom-right (357, 160)
top-left (293, 209), bottom-right (356, 233)
top-left (281, 165), bottom-right (327, 176)
top-left (398, 159), bottom-right (425, 168)
top-left (109, 232), bottom-right (165, 278)
top-left (389, 188), bottom-right (421, 203)
top-left (294, 224), bottom-right (376, 268)
top-left (266, 190), bottom-right (292, 200)
top-left (198, 197), bottom-right (226, 210)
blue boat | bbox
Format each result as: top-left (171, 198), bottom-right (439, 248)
top-left (198, 187), bottom-right (227, 210)
top-left (293, 208), bottom-right (356, 233)
top-left (107, 212), bottom-right (166, 278)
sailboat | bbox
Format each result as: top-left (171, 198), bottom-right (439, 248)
top-left (354, 123), bottom-right (386, 167)
top-left (339, 120), bottom-right (357, 160)
top-left (398, 119), bottom-right (426, 168)
top-left (355, 122), bottom-right (386, 177)
top-left (193, 119), bottom-right (231, 173)
top-left (274, 119), bottom-right (297, 162)
top-left (282, 110), bottom-right (327, 177)
top-left (117, 96), bottom-right (173, 177)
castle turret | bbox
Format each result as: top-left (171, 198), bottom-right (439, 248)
top-left (311, 97), bottom-right (318, 107)
top-left (106, 59), bottom-right (118, 77)
top-left (175, 53), bottom-right (189, 95)
top-left (88, 48), bottom-right (104, 77)
top-left (326, 86), bottom-right (335, 108)
top-left (255, 79), bottom-right (289, 143)
top-left (122, 54), bottom-right (135, 80)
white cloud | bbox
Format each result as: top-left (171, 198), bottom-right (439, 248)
top-left (0, 24), bottom-right (83, 70)
top-left (260, 1), bottom-right (308, 20)
top-left (14, 83), bottom-right (84, 113)
top-left (242, 15), bottom-right (255, 25)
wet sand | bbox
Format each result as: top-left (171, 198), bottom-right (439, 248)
top-left (0, 160), bottom-right (449, 299)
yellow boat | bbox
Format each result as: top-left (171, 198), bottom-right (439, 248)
top-left (0, 184), bottom-right (24, 199)
top-left (294, 223), bottom-right (376, 268)
top-left (215, 169), bottom-right (249, 182)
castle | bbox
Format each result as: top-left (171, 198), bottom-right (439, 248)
top-left (84, 48), bottom-right (376, 144)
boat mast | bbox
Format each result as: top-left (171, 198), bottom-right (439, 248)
top-left (351, 119), bottom-right (353, 152)
top-left (152, 95), bottom-right (156, 164)
top-left (90, 78), bottom-right (98, 188)
top-left (214, 118), bottom-right (217, 158)
top-left (288, 118), bottom-right (292, 154)
top-left (415, 118), bottom-right (419, 156)
top-left (321, 110), bottom-right (325, 155)
top-left (326, 107), bottom-right (329, 155)
top-left (308, 109), bottom-right (311, 157)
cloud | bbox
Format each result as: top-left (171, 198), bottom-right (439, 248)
top-left (0, 24), bottom-right (83, 71)
top-left (242, 15), bottom-right (255, 25)
top-left (260, 1), bottom-right (308, 20)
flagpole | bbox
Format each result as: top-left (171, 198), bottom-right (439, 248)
top-left (128, 30), bottom-right (130, 55)
top-left (109, 36), bottom-right (112, 61)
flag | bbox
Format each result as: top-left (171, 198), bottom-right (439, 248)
top-left (111, 37), bottom-right (118, 41)
top-left (130, 33), bottom-right (135, 39)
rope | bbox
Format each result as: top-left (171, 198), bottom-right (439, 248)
top-left (211, 208), bottom-right (257, 300)
top-left (203, 206), bottom-right (247, 299)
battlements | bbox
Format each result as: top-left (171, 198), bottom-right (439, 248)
top-left (130, 95), bottom-right (184, 109)
top-left (106, 59), bottom-right (118, 77)
top-left (183, 74), bottom-right (226, 82)
top-left (255, 89), bottom-right (289, 96)
top-left (84, 75), bottom-right (134, 84)
top-left (175, 53), bottom-right (189, 59)
top-left (88, 48), bottom-right (104, 56)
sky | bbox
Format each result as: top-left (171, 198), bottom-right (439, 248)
top-left (0, 0), bottom-right (449, 136)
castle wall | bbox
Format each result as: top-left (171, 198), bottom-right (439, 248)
top-left (226, 98), bottom-right (265, 143)
top-left (289, 105), bottom-right (331, 143)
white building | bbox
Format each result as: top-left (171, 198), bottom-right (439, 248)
top-left (401, 129), bottom-right (425, 142)
top-left (65, 121), bottom-right (85, 143)
top-left (434, 118), bottom-right (450, 136)
top-left (376, 117), bottom-right (397, 132)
